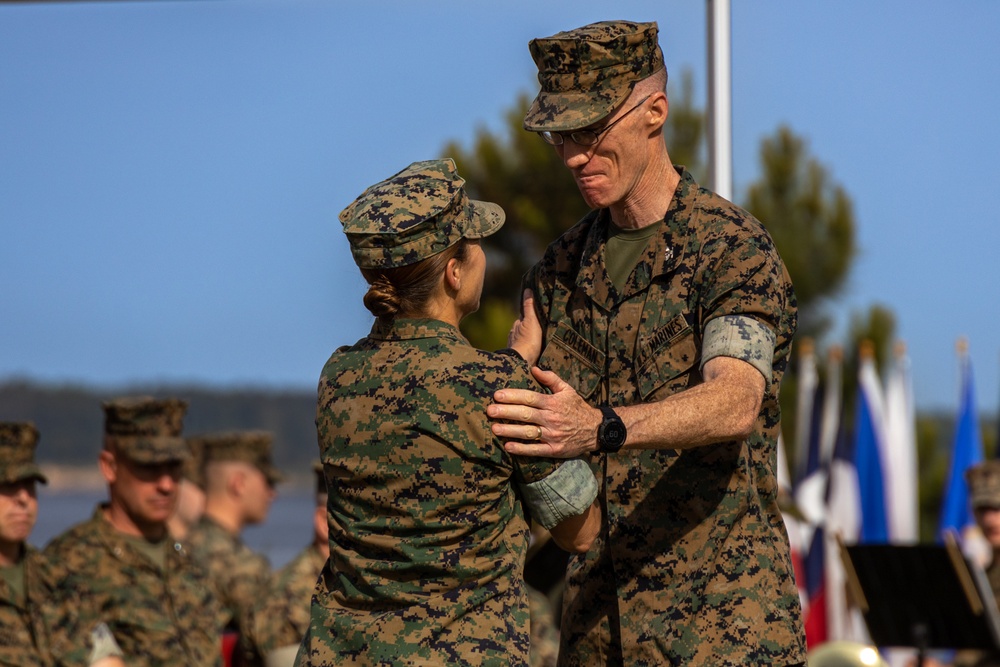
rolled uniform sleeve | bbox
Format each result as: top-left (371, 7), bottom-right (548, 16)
top-left (700, 314), bottom-right (776, 387)
top-left (517, 459), bottom-right (599, 530)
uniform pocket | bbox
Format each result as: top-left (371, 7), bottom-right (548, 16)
top-left (538, 321), bottom-right (603, 401)
top-left (636, 316), bottom-right (699, 401)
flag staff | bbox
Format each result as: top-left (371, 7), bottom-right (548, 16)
top-left (706, 0), bottom-right (733, 200)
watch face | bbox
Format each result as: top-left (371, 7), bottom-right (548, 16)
top-left (604, 421), bottom-right (626, 447)
top-left (600, 409), bottom-right (626, 452)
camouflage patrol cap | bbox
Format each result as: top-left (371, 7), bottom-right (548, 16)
top-left (524, 20), bottom-right (665, 132)
top-left (339, 158), bottom-right (505, 270)
top-left (966, 461), bottom-right (1000, 509)
top-left (182, 435), bottom-right (206, 489)
top-left (198, 431), bottom-right (284, 486)
top-left (0, 422), bottom-right (47, 485)
top-left (103, 396), bottom-right (189, 465)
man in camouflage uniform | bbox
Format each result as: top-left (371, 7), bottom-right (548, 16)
top-left (185, 431), bottom-right (282, 667)
top-left (0, 422), bottom-right (54, 667)
top-left (296, 159), bottom-right (601, 666)
top-left (0, 422), bottom-right (126, 667)
top-left (488, 21), bottom-right (806, 665)
top-left (44, 397), bottom-right (222, 667)
top-left (254, 461), bottom-right (327, 667)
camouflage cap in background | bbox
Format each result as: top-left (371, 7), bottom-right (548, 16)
top-left (196, 431), bottom-right (284, 486)
top-left (339, 158), bottom-right (505, 270)
top-left (103, 396), bottom-right (190, 465)
top-left (0, 422), bottom-right (48, 485)
top-left (967, 460), bottom-right (1000, 509)
top-left (182, 435), bottom-right (207, 489)
top-left (524, 20), bottom-right (665, 132)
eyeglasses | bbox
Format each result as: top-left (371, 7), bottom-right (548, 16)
top-left (539, 95), bottom-right (652, 146)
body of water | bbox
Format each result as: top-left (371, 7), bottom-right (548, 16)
top-left (32, 488), bottom-right (316, 569)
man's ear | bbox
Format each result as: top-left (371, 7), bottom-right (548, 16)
top-left (647, 92), bottom-right (668, 131)
top-left (98, 450), bottom-right (118, 485)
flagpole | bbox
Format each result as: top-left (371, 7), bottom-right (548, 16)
top-left (706, 0), bottom-right (733, 200)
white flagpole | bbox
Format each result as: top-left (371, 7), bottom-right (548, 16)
top-left (707, 0), bottom-right (733, 200)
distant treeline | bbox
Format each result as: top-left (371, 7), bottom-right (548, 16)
top-left (0, 379), bottom-right (318, 471)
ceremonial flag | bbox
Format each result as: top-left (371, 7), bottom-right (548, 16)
top-left (939, 343), bottom-right (984, 541)
top-left (884, 342), bottom-right (918, 543)
top-left (793, 346), bottom-right (843, 648)
top-left (854, 347), bottom-right (889, 543)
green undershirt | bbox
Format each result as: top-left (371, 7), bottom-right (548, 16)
top-left (605, 218), bottom-right (663, 292)
top-left (121, 533), bottom-right (169, 570)
top-left (0, 559), bottom-right (25, 606)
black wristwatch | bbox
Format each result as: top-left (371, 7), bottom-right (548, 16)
top-left (597, 405), bottom-right (627, 453)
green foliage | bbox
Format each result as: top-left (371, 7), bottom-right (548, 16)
top-left (443, 93), bottom-right (589, 348)
top-left (663, 69), bottom-right (706, 182)
top-left (743, 126), bottom-right (856, 341)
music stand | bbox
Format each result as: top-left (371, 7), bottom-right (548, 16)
top-left (840, 534), bottom-right (1000, 666)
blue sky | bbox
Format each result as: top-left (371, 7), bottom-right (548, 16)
top-left (2, 1), bottom-right (999, 413)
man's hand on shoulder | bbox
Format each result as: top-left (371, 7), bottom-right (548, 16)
top-left (507, 290), bottom-right (542, 366)
top-left (489, 366), bottom-right (602, 458)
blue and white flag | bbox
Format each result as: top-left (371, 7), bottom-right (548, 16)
top-left (939, 350), bottom-right (984, 541)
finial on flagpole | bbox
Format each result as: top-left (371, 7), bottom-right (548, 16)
top-left (859, 339), bottom-right (874, 361)
top-left (956, 336), bottom-right (969, 359)
top-left (893, 340), bottom-right (907, 359)
top-left (829, 344), bottom-right (843, 363)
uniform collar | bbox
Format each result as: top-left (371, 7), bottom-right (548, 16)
top-left (575, 166), bottom-right (695, 306)
top-left (368, 317), bottom-right (468, 345)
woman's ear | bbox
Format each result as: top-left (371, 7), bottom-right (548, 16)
top-left (444, 256), bottom-right (462, 293)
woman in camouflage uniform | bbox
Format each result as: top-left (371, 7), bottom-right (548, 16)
top-left (295, 159), bottom-right (600, 667)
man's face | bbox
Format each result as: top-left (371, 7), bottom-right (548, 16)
top-left (0, 479), bottom-right (38, 546)
top-left (242, 465), bottom-right (276, 526)
top-left (553, 95), bottom-right (652, 210)
top-left (976, 505), bottom-right (1000, 548)
top-left (104, 451), bottom-right (182, 530)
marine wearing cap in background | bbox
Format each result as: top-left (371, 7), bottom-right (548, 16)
top-left (44, 396), bottom-right (223, 667)
top-left (186, 431), bottom-right (282, 667)
top-left (339, 158), bottom-right (504, 270)
top-left (0, 422), bottom-right (54, 666)
top-left (254, 460), bottom-right (329, 667)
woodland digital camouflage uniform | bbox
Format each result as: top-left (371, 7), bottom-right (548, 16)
top-left (525, 168), bottom-right (805, 665)
top-left (298, 318), bottom-right (592, 667)
top-left (43, 397), bottom-right (222, 667)
top-left (0, 422), bottom-right (52, 667)
top-left (44, 508), bottom-right (222, 667)
top-left (185, 515), bottom-right (270, 666)
top-left (0, 545), bottom-right (53, 667)
top-left (253, 543), bottom-right (326, 654)
top-left (186, 431), bottom-right (281, 666)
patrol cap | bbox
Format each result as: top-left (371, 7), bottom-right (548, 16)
top-left (524, 20), bottom-right (665, 132)
top-left (182, 435), bottom-right (206, 489)
top-left (0, 422), bottom-right (47, 485)
top-left (103, 396), bottom-right (189, 465)
top-left (339, 158), bottom-right (505, 270)
top-left (966, 461), bottom-right (1000, 509)
top-left (197, 431), bottom-right (284, 486)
